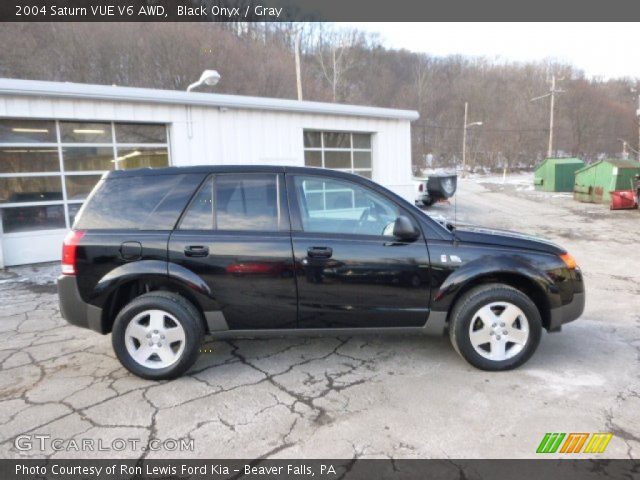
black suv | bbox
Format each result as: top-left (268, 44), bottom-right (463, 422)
top-left (58, 166), bottom-right (584, 379)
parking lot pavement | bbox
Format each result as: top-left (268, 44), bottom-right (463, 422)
top-left (1, 174), bottom-right (639, 460)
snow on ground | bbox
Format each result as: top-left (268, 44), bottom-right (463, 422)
top-left (471, 171), bottom-right (535, 191)
top-left (0, 262), bottom-right (59, 285)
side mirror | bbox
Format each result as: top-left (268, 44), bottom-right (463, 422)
top-left (393, 216), bottom-right (419, 241)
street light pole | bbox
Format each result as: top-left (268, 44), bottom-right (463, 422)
top-left (462, 102), bottom-right (483, 178)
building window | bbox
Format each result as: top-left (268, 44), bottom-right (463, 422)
top-left (303, 131), bottom-right (372, 179)
top-left (0, 119), bottom-right (169, 233)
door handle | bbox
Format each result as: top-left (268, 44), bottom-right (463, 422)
top-left (307, 246), bottom-right (332, 258)
top-left (184, 245), bottom-right (209, 257)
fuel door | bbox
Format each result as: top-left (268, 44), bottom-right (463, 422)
top-left (120, 241), bottom-right (142, 261)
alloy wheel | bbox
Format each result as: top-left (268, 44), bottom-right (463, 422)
top-left (468, 301), bottom-right (530, 361)
top-left (124, 309), bottom-right (186, 369)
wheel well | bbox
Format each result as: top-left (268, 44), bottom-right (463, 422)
top-left (447, 273), bottom-right (551, 330)
top-left (102, 278), bottom-right (206, 333)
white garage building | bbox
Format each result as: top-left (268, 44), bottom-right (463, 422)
top-left (0, 78), bottom-right (418, 267)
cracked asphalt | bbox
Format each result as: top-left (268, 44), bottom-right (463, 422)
top-left (1, 174), bottom-right (639, 460)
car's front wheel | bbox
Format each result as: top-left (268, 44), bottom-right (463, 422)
top-left (112, 291), bottom-right (205, 380)
top-left (449, 284), bottom-right (542, 371)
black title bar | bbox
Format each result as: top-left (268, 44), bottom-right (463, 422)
top-left (2, 0), bottom-right (640, 22)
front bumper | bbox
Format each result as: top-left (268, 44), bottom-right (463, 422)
top-left (58, 275), bottom-right (105, 333)
top-left (549, 292), bottom-right (585, 330)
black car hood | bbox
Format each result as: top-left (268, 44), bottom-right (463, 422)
top-left (452, 224), bottom-right (565, 255)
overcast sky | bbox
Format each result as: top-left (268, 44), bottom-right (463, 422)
top-left (342, 23), bottom-right (638, 80)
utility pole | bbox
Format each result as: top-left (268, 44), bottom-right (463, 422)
top-left (532, 75), bottom-right (564, 158)
top-left (461, 102), bottom-right (483, 177)
top-left (294, 31), bottom-right (303, 101)
top-left (548, 75), bottom-right (556, 158)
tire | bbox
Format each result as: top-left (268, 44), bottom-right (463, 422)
top-left (448, 283), bottom-right (542, 371)
top-left (422, 196), bottom-right (435, 207)
top-left (111, 291), bottom-right (205, 380)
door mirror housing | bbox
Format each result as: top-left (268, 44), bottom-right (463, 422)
top-left (393, 216), bottom-right (419, 241)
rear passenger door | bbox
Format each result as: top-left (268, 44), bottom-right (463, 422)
top-left (168, 173), bottom-right (297, 330)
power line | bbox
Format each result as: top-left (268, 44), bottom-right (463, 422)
top-left (415, 123), bottom-right (549, 133)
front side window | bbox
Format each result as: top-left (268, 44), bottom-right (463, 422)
top-left (303, 130), bottom-right (372, 179)
top-left (180, 174), bottom-right (281, 232)
top-left (293, 175), bottom-right (401, 237)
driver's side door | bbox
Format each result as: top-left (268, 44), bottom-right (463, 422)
top-left (288, 173), bottom-right (431, 329)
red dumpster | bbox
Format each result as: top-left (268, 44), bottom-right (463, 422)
top-left (609, 190), bottom-right (638, 210)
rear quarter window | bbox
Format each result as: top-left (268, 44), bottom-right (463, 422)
top-left (74, 174), bottom-right (204, 230)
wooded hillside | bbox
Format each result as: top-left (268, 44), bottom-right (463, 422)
top-left (1, 23), bottom-right (637, 170)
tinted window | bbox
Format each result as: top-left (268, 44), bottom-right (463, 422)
top-left (0, 119), bottom-right (56, 143)
top-left (0, 148), bottom-right (60, 173)
top-left (75, 174), bottom-right (188, 230)
top-left (1, 204), bottom-right (65, 233)
top-left (60, 122), bottom-right (112, 143)
top-left (65, 175), bottom-right (103, 201)
top-left (115, 123), bottom-right (167, 144)
top-left (62, 147), bottom-right (114, 171)
top-left (0, 176), bottom-right (63, 203)
top-left (115, 147), bottom-right (169, 169)
top-left (294, 175), bottom-right (400, 236)
top-left (180, 177), bottom-right (214, 230)
top-left (216, 174), bottom-right (279, 231)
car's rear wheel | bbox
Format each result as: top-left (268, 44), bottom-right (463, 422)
top-left (449, 283), bottom-right (542, 371)
top-left (112, 292), bottom-right (204, 380)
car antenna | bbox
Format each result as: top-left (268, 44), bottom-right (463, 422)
top-left (451, 163), bottom-right (458, 233)
top-left (453, 172), bottom-right (457, 229)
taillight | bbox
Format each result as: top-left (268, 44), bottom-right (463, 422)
top-left (419, 183), bottom-right (424, 192)
top-left (62, 230), bottom-right (85, 275)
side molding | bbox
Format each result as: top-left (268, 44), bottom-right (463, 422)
top-left (204, 311), bottom-right (229, 332)
top-left (423, 311), bottom-right (448, 335)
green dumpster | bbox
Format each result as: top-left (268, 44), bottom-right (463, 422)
top-left (534, 157), bottom-right (584, 192)
top-left (573, 159), bottom-right (640, 203)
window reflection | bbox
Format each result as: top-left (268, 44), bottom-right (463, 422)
top-left (67, 203), bottom-right (83, 227)
top-left (63, 147), bottom-right (114, 171)
top-left (0, 176), bottom-right (63, 203)
top-left (1, 204), bottom-right (65, 233)
top-left (115, 123), bottom-right (167, 144)
top-left (0, 120), bottom-right (56, 143)
top-left (303, 130), bottom-right (372, 179)
top-left (115, 147), bottom-right (169, 169)
top-left (0, 148), bottom-right (60, 173)
top-left (0, 119), bottom-right (169, 234)
top-left (60, 122), bottom-right (111, 143)
top-left (65, 175), bottom-right (102, 200)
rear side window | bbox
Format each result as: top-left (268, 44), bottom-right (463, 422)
top-left (179, 173), bottom-right (283, 232)
top-left (180, 177), bottom-right (214, 230)
top-left (75, 174), bottom-right (202, 230)
top-left (217, 174), bottom-right (279, 231)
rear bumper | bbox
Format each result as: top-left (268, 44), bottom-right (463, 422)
top-left (58, 275), bottom-right (105, 333)
top-left (549, 292), bottom-right (584, 330)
